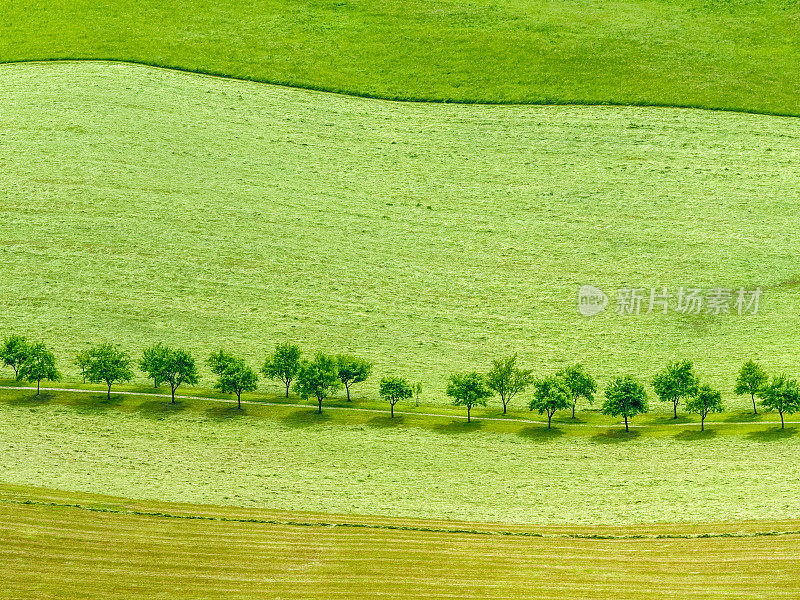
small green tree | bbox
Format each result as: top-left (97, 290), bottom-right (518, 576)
top-left (18, 342), bottom-right (61, 394)
top-left (529, 375), bottom-right (572, 428)
top-left (445, 372), bottom-right (492, 423)
top-left (758, 374), bottom-right (800, 429)
top-left (262, 343), bottom-right (303, 398)
top-left (379, 376), bottom-right (413, 418)
top-left (85, 343), bottom-right (134, 400)
top-left (557, 363), bottom-right (597, 418)
top-left (652, 360), bottom-right (699, 419)
top-left (0, 335), bottom-right (29, 379)
top-left (735, 360), bottom-right (768, 415)
top-left (602, 375), bottom-right (648, 432)
top-left (211, 355), bottom-right (258, 409)
top-left (485, 354), bottom-right (534, 414)
top-left (336, 355), bottom-right (373, 402)
top-left (294, 353), bottom-right (341, 414)
top-left (139, 342), bottom-right (169, 388)
top-left (208, 349), bottom-right (235, 376)
top-left (74, 349), bottom-right (91, 383)
top-left (685, 383), bottom-right (724, 431)
top-left (413, 382), bottom-right (422, 407)
top-left (160, 348), bottom-right (200, 404)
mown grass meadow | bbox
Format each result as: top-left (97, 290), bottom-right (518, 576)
top-left (2, 62), bottom-right (799, 407)
top-left (1, 388), bottom-right (798, 525)
top-left (3, 484), bottom-right (800, 599)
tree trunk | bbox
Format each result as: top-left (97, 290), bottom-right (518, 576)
top-left (572, 401), bottom-right (576, 419)
top-left (237, 391), bottom-right (242, 410)
top-left (751, 393), bottom-right (757, 414)
top-left (673, 401), bottom-right (678, 419)
top-left (390, 402), bottom-right (394, 418)
top-left (171, 384), bottom-right (176, 404)
top-left (37, 379), bottom-right (40, 395)
top-left (780, 410), bottom-right (785, 429)
top-left (107, 383), bottom-right (111, 400)
top-left (701, 415), bottom-right (705, 431)
top-left (467, 405), bottom-right (471, 423)
top-left (346, 384), bottom-right (351, 402)
top-left (285, 380), bottom-right (290, 398)
top-left (548, 412), bottom-right (552, 428)
top-left (154, 378), bottom-right (158, 389)
top-left (624, 415), bottom-right (629, 432)
top-left (503, 398), bottom-right (507, 414)
top-left (318, 397), bottom-right (322, 414)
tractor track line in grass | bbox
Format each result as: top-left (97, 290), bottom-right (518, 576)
top-left (3, 498), bottom-right (799, 541)
top-left (2, 386), bottom-right (795, 429)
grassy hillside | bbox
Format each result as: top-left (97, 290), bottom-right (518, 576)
top-left (1, 0), bottom-right (799, 114)
top-left (3, 485), bottom-right (799, 600)
top-left (2, 62), bottom-right (799, 405)
top-left (1, 388), bottom-right (798, 525)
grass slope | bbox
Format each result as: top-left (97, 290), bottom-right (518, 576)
top-left (2, 484), bottom-right (800, 599)
top-left (1, 0), bottom-right (800, 115)
top-left (2, 62), bottom-right (800, 406)
top-left (1, 388), bottom-right (799, 525)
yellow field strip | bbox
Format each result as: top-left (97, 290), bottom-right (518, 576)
top-left (0, 485), bottom-right (798, 599)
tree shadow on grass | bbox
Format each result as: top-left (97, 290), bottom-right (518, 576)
top-left (592, 428), bottom-right (641, 444)
top-left (279, 408), bottom-right (332, 428)
top-left (673, 428), bottom-right (718, 441)
top-left (72, 393), bottom-right (126, 411)
top-left (205, 403), bottom-right (248, 420)
top-left (747, 426), bottom-right (797, 442)
top-left (724, 411), bottom-right (762, 423)
top-left (135, 399), bottom-right (188, 418)
top-left (367, 414), bottom-right (405, 428)
top-left (518, 426), bottom-right (565, 442)
top-left (432, 419), bottom-right (485, 434)
top-left (8, 392), bottom-right (54, 406)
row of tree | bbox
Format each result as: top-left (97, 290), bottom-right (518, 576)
top-left (1, 335), bottom-right (798, 431)
top-left (444, 358), bottom-right (799, 431)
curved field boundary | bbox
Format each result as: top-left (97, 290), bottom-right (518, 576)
top-left (3, 58), bottom-right (800, 118)
top-left (2, 0), bottom-right (800, 117)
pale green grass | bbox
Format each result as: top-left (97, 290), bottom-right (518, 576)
top-left (1, 62), bottom-right (800, 408)
top-left (1, 400), bottom-right (798, 525)
top-left (2, 0), bottom-right (800, 115)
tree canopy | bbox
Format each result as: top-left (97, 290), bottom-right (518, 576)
top-left (139, 342), bottom-right (170, 388)
top-left (18, 342), bottom-right (61, 394)
top-left (602, 375), bottom-right (649, 432)
top-left (85, 343), bottom-right (134, 399)
top-left (485, 354), bottom-right (534, 414)
top-left (735, 360), bottom-right (768, 415)
top-left (652, 360), bottom-right (699, 418)
top-left (685, 383), bottom-right (724, 431)
top-left (557, 363), bottom-right (597, 419)
top-left (529, 375), bottom-right (572, 428)
top-left (379, 376), bottom-right (413, 418)
top-left (336, 354), bottom-right (372, 402)
top-left (262, 342), bottom-right (303, 398)
top-left (446, 372), bottom-right (492, 423)
top-left (294, 353), bottom-right (341, 413)
top-left (758, 374), bottom-right (800, 429)
top-left (0, 335), bottom-right (29, 378)
top-left (210, 353), bottom-right (257, 409)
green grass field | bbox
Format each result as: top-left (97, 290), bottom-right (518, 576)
top-left (1, 387), bottom-right (798, 525)
top-left (1, 0), bottom-right (799, 115)
top-left (1, 61), bottom-right (799, 406)
top-left (3, 484), bottom-right (799, 599)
